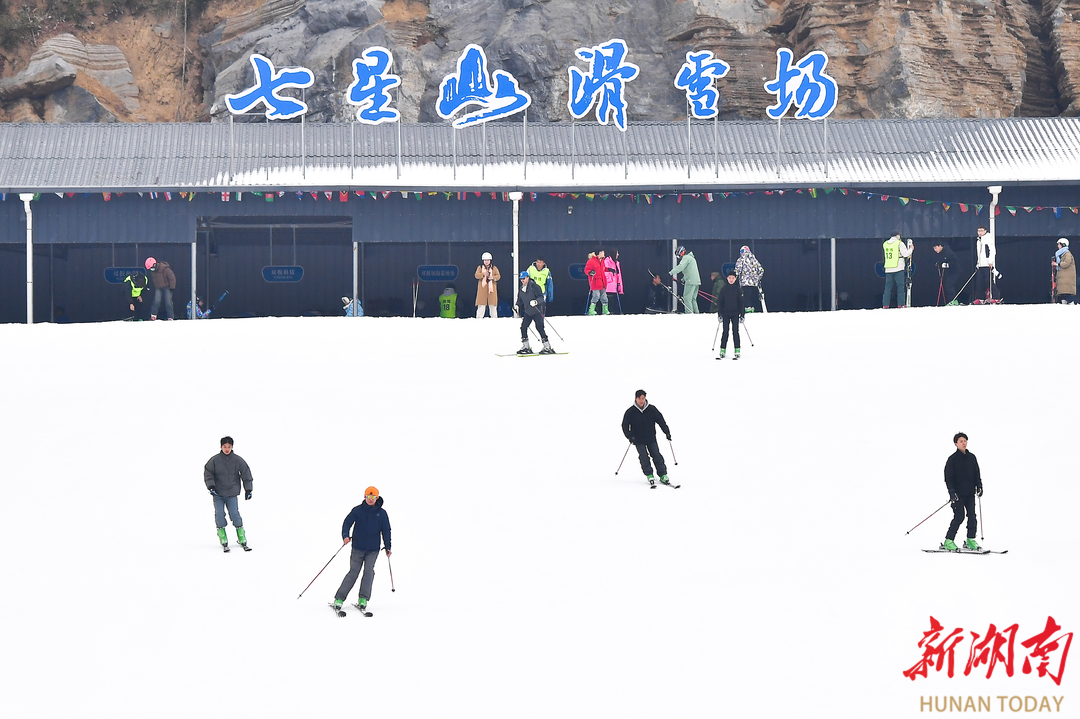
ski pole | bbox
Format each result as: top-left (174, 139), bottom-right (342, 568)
top-left (668, 439), bottom-right (678, 465)
top-left (615, 442), bottom-right (632, 474)
top-left (904, 500), bottom-right (951, 535)
top-left (950, 270), bottom-right (978, 305)
top-left (297, 541), bottom-right (347, 599)
top-left (711, 315), bottom-right (721, 351)
top-left (386, 550), bottom-right (396, 592)
top-left (978, 494), bottom-right (983, 541)
top-left (740, 317), bottom-right (754, 346)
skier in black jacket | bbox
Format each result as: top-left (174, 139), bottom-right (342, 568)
top-left (941, 432), bottom-right (984, 551)
top-left (621, 389), bottom-right (673, 487)
top-left (932, 241), bottom-right (963, 305)
top-left (715, 269), bottom-right (745, 360)
top-left (514, 272), bottom-right (555, 355)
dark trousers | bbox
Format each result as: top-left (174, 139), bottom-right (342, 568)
top-left (520, 314), bottom-right (548, 342)
top-left (335, 548), bottom-right (379, 603)
top-left (937, 268), bottom-right (958, 304)
top-left (743, 286), bottom-right (761, 312)
top-left (720, 314), bottom-right (741, 350)
top-left (635, 439), bottom-right (667, 477)
top-left (946, 494), bottom-right (977, 540)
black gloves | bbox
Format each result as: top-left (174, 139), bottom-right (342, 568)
top-left (588, 270), bottom-right (596, 277)
top-left (245, 490), bottom-right (253, 501)
top-left (665, 434), bottom-right (672, 441)
top-left (209, 487), bottom-right (218, 496)
top-left (950, 492), bottom-right (959, 504)
top-left (975, 486), bottom-right (983, 497)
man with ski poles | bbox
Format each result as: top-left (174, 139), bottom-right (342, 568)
top-left (621, 390), bottom-right (674, 488)
top-left (941, 432), bottom-right (983, 552)
top-left (333, 486), bottom-right (392, 614)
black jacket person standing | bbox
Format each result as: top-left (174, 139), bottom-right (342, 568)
top-left (715, 269), bottom-right (745, 360)
top-left (621, 390), bottom-right (672, 487)
top-left (942, 432), bottom-right (984, 551)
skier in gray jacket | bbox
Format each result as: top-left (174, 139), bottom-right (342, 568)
top-left (203, 436), bottom-right (254, 551)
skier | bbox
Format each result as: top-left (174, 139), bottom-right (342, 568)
top-left (203, 436), bottom-right (254, 552)
top-left (603, 249), bottom-right (624, 313)
top-left (332, 486), bottom-right (392, 614)
top-left (474, 252), bottom-right (501, 318)
top-left (621, 389), bottom-right (673, 487)
top-left (645, 274), bottom-right (667, 313)
top-left (585, 250), bottom-right (610, 315)
top-left (882, 233), bottom-right (913, 308)
top-left (931, 241), bottom-right (962, 306)
top-left (514, 271), bottom-right (555, 354)
top-left (669, 245), bottom-right (701, 313)
top-left (1053, 238), bottom-right (1075, 304)
top-left (734, 246), bottom-right (765, 313)
top-left (342, 296), bottom-right (363, 316)
top-left (973, 226), bottom-right (1001, 304)
top-left (187, 295), bottom-right (210, 319)
top-left (708, 271), bottom-right (723, 313)
top-left (123, 269), bottom-right (150, 320)
top-left (527, 256), bottom-right (553, 305)
top-left (146, 257), bottom-right (177, 320)
top-left (941, 432), bottom-right (983, 552)
top-left (715, 268), bottom-right (745, 360)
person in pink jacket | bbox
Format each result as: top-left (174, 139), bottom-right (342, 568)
top-left (585, 250), bottom-right (609, 315)
top-left (603, 249), bottom-right (623, 313)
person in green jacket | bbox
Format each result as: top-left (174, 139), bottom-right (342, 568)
top-left (670, 245), bottom-right (701, 313)
top-left (709, 271), bottom-right (724, 313)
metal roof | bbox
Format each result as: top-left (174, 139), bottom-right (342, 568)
top-left (2, 117), bottom-right (1080, 193)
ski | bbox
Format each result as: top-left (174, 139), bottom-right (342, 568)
top-left (328, 603), bottom-right (346, 617)
top-left (351, 603), bottom-right (374, 617)
top-left (922, 548), bottom-right (1007, 555)
top-left (239, 543), bottom-right (252, 552)
top-left (658, 481), bottom-right (682, 489)
top-left (495, 352), bottom-right (569, 357)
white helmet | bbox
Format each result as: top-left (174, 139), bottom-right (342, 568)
top-left (1058, 238), bottom-right (1069, 247)
top-left (481, 252), bottom-right (492, 261)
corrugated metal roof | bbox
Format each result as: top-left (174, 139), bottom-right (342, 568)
top-left (2, 118), bottom-right (1080, 192)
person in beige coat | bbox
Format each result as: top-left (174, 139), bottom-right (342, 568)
top-left (474, 252), bottom-right (501, 318)
top-left (1054, 238), bottom-right (1075, 304)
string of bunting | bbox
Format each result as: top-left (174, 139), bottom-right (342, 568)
top-left (3, 188), bottom-right (1078, 218)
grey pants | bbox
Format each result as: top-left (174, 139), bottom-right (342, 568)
top-left (589, 288), bottom-right (608, 306)
top-left (335, 548), bottom-right (379, 602)
top-left (213, 495), bottom-right (243, 529)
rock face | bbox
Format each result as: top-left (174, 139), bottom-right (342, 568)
top-left (31, 34), bottom-right (141, 115)
top-left (4, 0), bottom-right (1080, 122)
top-left (0, 55), bottom-right (78, 102)
top-left (195, 0), bottom-right (1080, 123)
top-left (45, 85), bottom-right (120, 123)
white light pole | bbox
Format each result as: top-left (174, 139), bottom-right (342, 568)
top-left (20, 193), bottom-right (34, 324)
top-left (509, 191), bottom-right (523, 310)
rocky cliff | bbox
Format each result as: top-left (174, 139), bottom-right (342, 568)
top-left (3, 0), bottom-right (1080, 123)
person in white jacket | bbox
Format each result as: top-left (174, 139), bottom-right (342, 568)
top-left (974, 226), bottom-right (1001, 304)
top-left (882, 233), bottom-right (913, 308)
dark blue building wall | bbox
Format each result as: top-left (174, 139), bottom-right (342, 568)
top-left (1, 185), bottom-right (1076, 322)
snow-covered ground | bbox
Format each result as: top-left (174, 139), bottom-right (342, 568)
top-left (0, 306), bottom-right (1074, 718)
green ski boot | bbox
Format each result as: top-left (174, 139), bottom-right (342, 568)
top-left (236, 526), bottom-right (251, 551)
top-left (718, 348), bottom-right (726, 359)
top-left (659, 475), bottom-right (671, 485)
top-left (964, 538), bottom-right (982, 551)
top-left (646, 474), bottom-right (656, 488)
top-left (602, 304), bottom-right (610, 315)
top-left (333, 598), bottom-right (343, 609)
top-left (217, 527), bottom-right (230, 552)
top-left (941, 538), bottom-right (958, 551)
top-left (587, 305), bottom-right (597, 316)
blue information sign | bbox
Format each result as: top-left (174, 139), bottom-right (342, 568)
top-left (417, 265), bottom-right (459, 283)
top-left (262, 266), bottom-right (304, 283)
top-left (104, 267), bottom-right (143, 285)
top-left (568, 263), bottom-right (587, 281)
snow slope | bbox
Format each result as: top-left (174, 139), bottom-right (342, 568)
top-left (0, 306), bottom-right (1075, 718)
